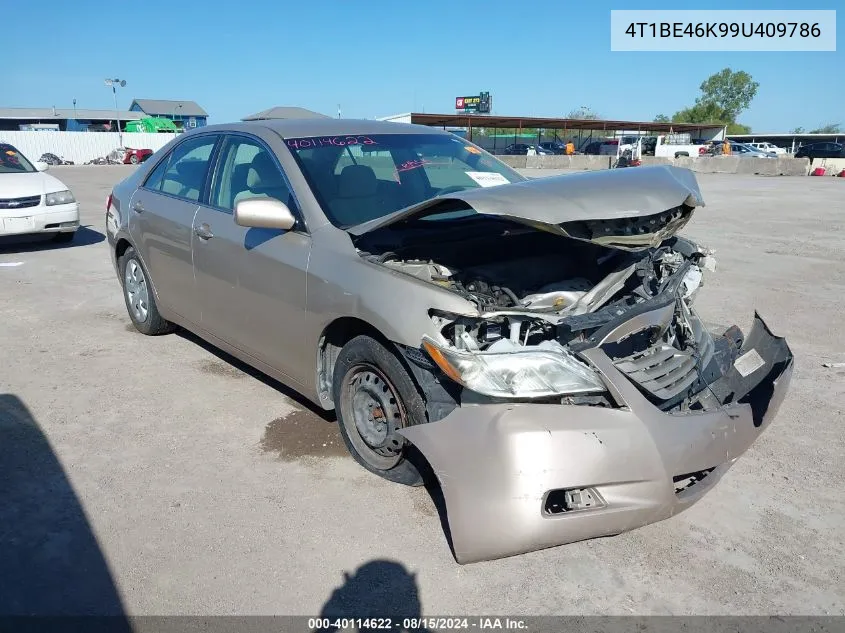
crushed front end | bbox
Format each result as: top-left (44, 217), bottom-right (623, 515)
top-left (387, 235), bottom-right (792, 563)
top-left (351, 167), bottom-right (794, 563)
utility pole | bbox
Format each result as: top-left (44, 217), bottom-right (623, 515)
top-left (104, 78), bottom-right (126, 145)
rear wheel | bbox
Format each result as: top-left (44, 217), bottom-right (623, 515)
top-left (333, 335), bottom-right (427, 486)
top-left (129, 154), bottom-right (139, 164)
top-left (119, 247), bottom-right (175, 335)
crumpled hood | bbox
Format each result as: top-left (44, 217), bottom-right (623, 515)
top-left (0, 171), bottom-right (69, 197)
top-left (348, 165), bottom-right (704, 248)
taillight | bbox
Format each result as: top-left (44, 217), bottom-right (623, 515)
top-left (106, 193), bottom-right (113, 212)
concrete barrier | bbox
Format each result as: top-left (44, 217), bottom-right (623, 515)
top-left (497, 155), bottom-right (527, 168)
top-left (570, 155), bottom-right (612, 170)
top-left (500, 155), bottom-right (612, 170)
top-left (639, 157), bottom-right (673, 167)
top-left (512, 154), bottom-right (811, 176)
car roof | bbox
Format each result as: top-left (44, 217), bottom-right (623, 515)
top-left (185, 118), bottom-right (451, 139)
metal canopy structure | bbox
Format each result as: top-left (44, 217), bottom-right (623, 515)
top-left (409, 112), bottom-right (716, 133)
top-left (393, 112), bottom-right (727, 155)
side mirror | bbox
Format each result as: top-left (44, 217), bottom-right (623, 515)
top-left (234, 197), bottom-right (296, 230)
top-left (35, 161), bottom-right (50, 172)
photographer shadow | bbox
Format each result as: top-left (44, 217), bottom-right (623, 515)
top-left (316, 559), bottom-right (432, 633)
top-left (0, 394), bottom-right (129, 625)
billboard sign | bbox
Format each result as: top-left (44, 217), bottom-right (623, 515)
top-left (455, 92), bottom-right (491, 113)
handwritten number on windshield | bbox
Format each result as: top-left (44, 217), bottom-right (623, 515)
top-left (286, 136), bottom-right (377, 149)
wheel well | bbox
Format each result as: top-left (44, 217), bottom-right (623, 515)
top-left (316, 317), bottom-right (390, 410)
top-left (115, 238), bottom-right (132, 261)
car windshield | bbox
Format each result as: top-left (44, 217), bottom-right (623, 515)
top-left (285, 133), bottom-right (525, 228)
top-left (0, 144), bottom-right (36, 174)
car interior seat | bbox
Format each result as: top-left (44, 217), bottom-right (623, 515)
top-left (233, 152), bottom-right (291, 207)
top-left (328, 164), bottom-right (386, 226)
top-left (225, 163), bottom-right (251, 209)
top-left (161, 159), bottom-right (207, 200)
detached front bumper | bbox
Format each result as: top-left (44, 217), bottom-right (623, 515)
top-left (400, 313), bottom-right (793, 564)
top-left (0, 202), bottom-right (80, 236)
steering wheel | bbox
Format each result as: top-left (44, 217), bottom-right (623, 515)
top-left (436, 185), bottom-right (469, 196)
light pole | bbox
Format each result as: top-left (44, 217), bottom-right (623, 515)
top-left (172, 102), bottom-right (183, 132)
top-left (105, 78), bottom-right (126, 145)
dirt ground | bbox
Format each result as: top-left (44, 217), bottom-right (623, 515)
top-left (1, 165), bottom-right (843, 616)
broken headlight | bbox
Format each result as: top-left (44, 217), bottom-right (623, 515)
top-left (421, 336), bottom-right (606, 399)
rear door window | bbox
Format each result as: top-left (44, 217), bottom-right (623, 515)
top-left (150, 135), bottom-right (219, 202)
top-left (143, 156), bottom-right (170, 190)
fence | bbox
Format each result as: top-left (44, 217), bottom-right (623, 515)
top-left (0, 131), bottom-right (175, 164)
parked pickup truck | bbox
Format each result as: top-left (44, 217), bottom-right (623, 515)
top-left (747, 142), bottom-right (787, 155)
top-left (654, 134), bottom-right (708, 159)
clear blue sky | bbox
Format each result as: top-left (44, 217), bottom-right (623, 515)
top-left (3, 0), bottom-right (841, 132)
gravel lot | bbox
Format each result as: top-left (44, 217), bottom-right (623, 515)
top-left (1, 165), bottom-right (843, 616)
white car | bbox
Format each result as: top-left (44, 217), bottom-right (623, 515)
top-left (747, 142), bottom-right (786, 155)
top-left (0, 142), bottom-right (79, 242)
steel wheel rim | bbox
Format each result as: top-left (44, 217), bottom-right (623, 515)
top-left (124, 259), bottom-right (149, 323)
top-left (340, 363), bottom-right (407, 470)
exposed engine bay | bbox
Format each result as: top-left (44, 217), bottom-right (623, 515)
top-left (354, 216), bottom-right (750, 415)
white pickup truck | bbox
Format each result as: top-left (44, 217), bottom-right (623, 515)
top-left (747, 142), bottom-right (787, 155)
top-left (654, 134), bottom-right (708, 159)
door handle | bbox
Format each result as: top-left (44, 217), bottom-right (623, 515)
top-left (194, 224), bottom-right (214, 240)
top-left (132, 200), bottom-right (144, 213)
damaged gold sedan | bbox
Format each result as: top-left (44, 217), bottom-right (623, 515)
top-left (106, 119), bottom-right (793, 563)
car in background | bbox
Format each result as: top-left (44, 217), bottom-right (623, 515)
top-left (124, 148), bottom-right (154, 164)
top-left (581, 140), bottom-right (606, 155)
top-left (747, 142), bottom-right (786, 155)
top-left (107, 147), bottom-right (154, 165)
top-left (795, 142), bottom-right (845, 160)
top-left (0, 143), bottom-right (79, 242)
top-left (729, 142), bottom-right (776, 158)
top-left (538, 141), bottom-right (567, 154)
top-left (105, 119), bottom-right (792, 564)
top-left (38, 153), bottom-right (74, 166)
top-left (503, 143), bottom-right (554, 156)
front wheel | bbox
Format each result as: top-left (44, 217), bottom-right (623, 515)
top-left (333, 336), bottom-right (428, 486)
top-left (129, 154), bottom-right (139, 164)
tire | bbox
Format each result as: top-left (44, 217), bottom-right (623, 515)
top-left (129, 154), bottom-right (139, 164)
top-left (675, 151), bottom-right (689, 158)
top-left (333, 335), bottom-right (428, 486)
top-left (118, 247), bottom-right (175, 335)
top-left (52, 231), bottom-right (75, 243)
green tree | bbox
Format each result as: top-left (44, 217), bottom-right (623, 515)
top-left (727, 122), bottom-right (752, 134)
top-left (809, 123), bottom-right (842, 134)
top-left (661, 69), bottom-right (758, 131)
top-left (790, 127), bottom-right (805, 134)
top-left (697, 68), bottom-right (759, 122)
top-left (566, 107), bottom-right (600, 120)
top-left (671, 101), bottom-right (726, 124)
top-left (653, 114), bottom-right (670, 123)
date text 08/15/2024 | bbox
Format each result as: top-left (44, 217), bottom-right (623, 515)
top-left (308, 617), bottom-right (528, 630)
